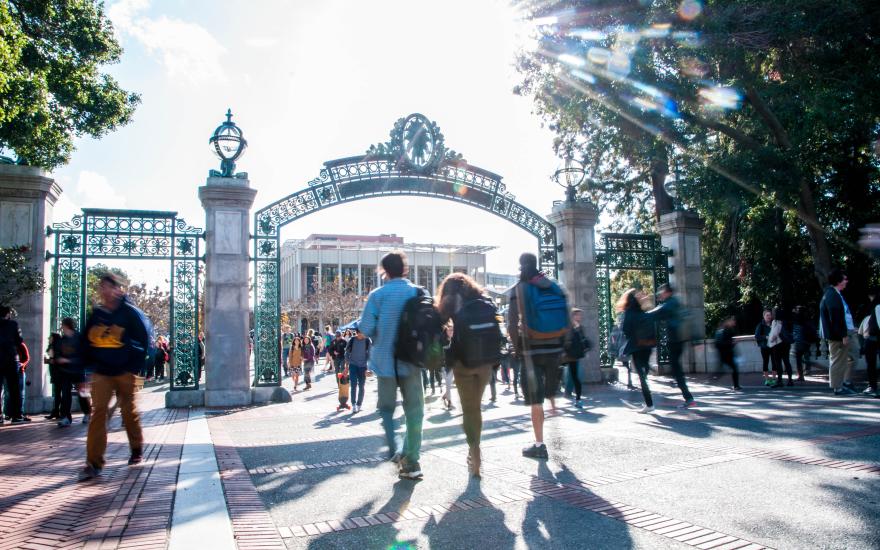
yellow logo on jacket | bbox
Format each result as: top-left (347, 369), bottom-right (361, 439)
top-left (88, 324), bottom-right (125, 349)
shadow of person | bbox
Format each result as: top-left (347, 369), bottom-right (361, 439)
top-left (427, 476), bottom-right (516, 549)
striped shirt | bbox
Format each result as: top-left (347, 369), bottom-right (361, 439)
top-left (359, 278), bottom-right (419, 378)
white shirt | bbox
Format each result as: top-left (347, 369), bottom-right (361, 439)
top-left (836, 288), bottom-right (855, 331)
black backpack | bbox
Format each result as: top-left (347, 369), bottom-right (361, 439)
top-left (564, 325), bottom-right (589, 361)
top-left (452, 297), bottom-right (504, 368)
top-left (395, 287), bottom-right (444, 370)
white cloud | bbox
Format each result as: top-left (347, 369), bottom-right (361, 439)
top-left (75, 170), bottom-right (128, 209)
top-left (244, 36), bottom-right (279, 49)
top-left (108, 0), bottom-right (227, 84)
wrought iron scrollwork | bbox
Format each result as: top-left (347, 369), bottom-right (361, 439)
top-left (48, 209), bottom-right (203, 391)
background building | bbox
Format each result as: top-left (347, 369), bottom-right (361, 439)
top-left (279, 234), bottom-right (503, 331)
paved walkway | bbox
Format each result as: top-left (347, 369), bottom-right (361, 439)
top-left (1, 369), bottom-right (878, 549)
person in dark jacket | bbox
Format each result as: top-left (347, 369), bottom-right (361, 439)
top-left (650, 284), bottom-right (695, 407)
top-left (857, 289), bottom-right (879, 398)
top-left (0, 305), bottom-right (25, 423)
top-left (618, 288), bottom-right (656, 414)
top-left (755, 310), bottom-right (773, 386)
top-left (819, 269), bottom-right (859, 395)
top-left (44, 332), bottom-right (63, 420)
top-left (79, 273), bottom-right (150, 481)
top-left (714, 316), bottom-right (740, 390)
top-left (792, 306), bottom-right (817, 381)
top-left (56, 317), bottom-right (90, 427)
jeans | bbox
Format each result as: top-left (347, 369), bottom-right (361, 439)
top-left (759, 347), bottom-right (771, 372)
top-left (510, 357), bottom-right (520, 395)
top-left (377, 366), bottom-right (424, 463)
top-left (59, 371), bottom-right (90, 421)
top-left (632, 349), bottom-right (653, 407)
top-left (794, 343), bottom-right (812, 377)
top-left (1, 365), bottom-right (21, 418)
top-left (771, 343), bottom-right (793, 379)
top-left (282, 349), bottom-right (290, 375)
top-left (566, 360), bottom-right (583, 400)
top-left (453, 365), bottom-right (491, 450)
top-left (719, 350), bottom-right (739, 388)
top-left (864, 339), bottom-right (878, 391)
top-left (304, 361), bottom-right (314, 385)
top-left (489, 367), bottom-right (497, 400)
top-left (87, 372), bottom-right (143, 468)
top-left (668, 342), bottom-right (693, 402)
top-left (349, 364), bottom-right (367, 406)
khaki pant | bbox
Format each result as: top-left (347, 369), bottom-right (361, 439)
top-left (452, 365), bottom-right (491, 451)
top-left (828, 332), bottom-right (859, 390)
top-left (87, 372), bottom-right (143, 468)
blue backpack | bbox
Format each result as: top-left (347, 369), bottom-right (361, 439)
top-left (521, 279), bottom-right (570, 340)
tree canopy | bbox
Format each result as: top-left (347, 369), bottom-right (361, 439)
top-left (0, 0), bottom-right (139, 168)
top-left (515, 0), bottom-right (880, 329)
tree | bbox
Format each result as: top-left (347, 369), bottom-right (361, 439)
top-left (0, 0), bottom-right (139, 168)
top-left (0, 245), bottom-right (45, 306)
top-left (127, 283), bottom-right (170, 336)
top-left (86, 263), bottom-right (128, 307)
top-left (515, 0), bottom-right (880, 323)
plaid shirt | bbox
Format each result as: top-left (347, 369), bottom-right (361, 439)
top-left (359, 277), bottom-right (419, 378)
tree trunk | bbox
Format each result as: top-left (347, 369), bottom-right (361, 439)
top-left (650, 160), bottom-right (674, 221)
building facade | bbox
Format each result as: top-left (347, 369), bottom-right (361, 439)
top-left (279, 234), bottom-right (497, 330)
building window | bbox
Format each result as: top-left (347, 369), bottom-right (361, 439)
top-left (322, 266), bottom-right (338, 287)
top-left (305, 266), bottom-right (318, 295)
top-left (341, 265), bottom-right (358, 292)
top-left (436, 267), bottom-right (450, 285)
top-left (417, 266), bottom-right (433, 294)
top-left (361, 266), bottom-right (376, 293)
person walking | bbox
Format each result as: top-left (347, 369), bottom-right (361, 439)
top-left (649, 284), bottom-right (695, 407)
top-left (345, 326), bottom-right (371, 412)
top-left (507, 253), bottom-right (568, 459)
top-left (359, 251), bottom-right (426, 480)
top-left (770, 306), bottom-right (795, 386)
top-left (755, 310), bottom-right (773, 386)
top-left (819, 269), bottom-right (860, 395)
top-left (280, 324), bottom-right (294, 378)
top-left (437, 272), bottom-right (502, 477)
top-left (45, 331), bottom-right (63, 420)
top-left (288, 336), bottom-right (303, 391)
top-left (152, 335), bottom-right (169, 381)
top-left (792, 306), bottom-right (817, 381)
top-left (55, 318), bottom-right (91, 427)
top-left (714, 316), bottom-right (741, 390)
top-left (440, 325), bottom-right (456, 409)
top-left (329, 331), bottom-right (347, 378)
top-left (197, 332), bottom-right (205, 384)
top-left (79, 273), bottom-right (150, 481)
top-left (857, 288), bottom-right (880, 398)
top-left (564, 308), bottom-right (589, 407)
top-left (302, 335), bottom-right (316, 391)
top-left (618, 288), bottom-right (656, 413)
top-left (0, 306), bottom-right (25, 423)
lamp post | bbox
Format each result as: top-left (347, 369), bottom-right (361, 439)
top-left (552, 158), bottom-right (587, 204)
top-left (208, 109), bottom-right (248, 178)
top-left (664, 155), bottom-right (685, 211)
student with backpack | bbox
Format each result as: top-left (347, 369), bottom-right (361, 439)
top-left (507, 253), bottom-right (569, 459)
top-left (792, 305), bottom-right (817, 381)
top-left (344, 326), bottom-right (371, 412)
top-left (618, 288), bottom-right (656, 414)
top-left (563, 308), bottom-right (589, 407)
top-left (714, 316), bottom-right (741, 390)
top-left (302, 334), bottom-right (316, 391)
top-left (649, 284), bottom-right (696, 407)
top-left (360, 251), bottom-right (433, 480)
top-left (438, 273), bottom-right (503, 477)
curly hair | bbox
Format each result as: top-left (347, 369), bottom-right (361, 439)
top-left (436, 272), bottom-right (484, 320)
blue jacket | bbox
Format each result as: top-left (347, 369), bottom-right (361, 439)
top-left (359, 278), bottom-right (419, 377)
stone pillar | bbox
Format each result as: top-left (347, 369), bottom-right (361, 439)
top-left (0, 165), bottom-right (62, 413)
top-left (658, 210), bottom-right (706, 372)
top-left (548, 201), bottom-right (602, 383)
top-left (196, 176), bottom-right (257, 407)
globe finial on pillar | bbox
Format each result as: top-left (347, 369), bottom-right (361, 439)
top-left (208, 109), bottom-right (248, 178)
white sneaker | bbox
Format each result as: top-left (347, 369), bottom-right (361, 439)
top-left (352, 405), bottom-right (359, 413)
top-left (58, 418), bottom-right (72, 427)
top-left (638, 405), bottom-right (655, 414)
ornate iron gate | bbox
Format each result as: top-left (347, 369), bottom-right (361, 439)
top-left (596, 233), bottom-right (670, 367)
top-left (47, 209), bottom-right (203, 389)
top-left (252, 113), bottom-right (558, 386)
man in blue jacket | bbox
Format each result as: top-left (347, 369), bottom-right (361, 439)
top-left (819, 269), bottom-right (859, 395)
top-left (79, 273), bottom-right (151, 481)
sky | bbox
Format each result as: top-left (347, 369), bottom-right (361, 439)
top-left (51, 0), bottom-right (573, 284)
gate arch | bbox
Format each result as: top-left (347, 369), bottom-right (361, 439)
top-left (252, 113), bottom-right (558, 385)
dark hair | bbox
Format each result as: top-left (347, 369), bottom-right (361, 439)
top-left (772, 306), bottom-right (785, 322)
top-left (0, 305), bottom-right (10, 318)
top-left (380, 251), bottom-right (407, 279)
top-left (827, 268), bottom-right (847, 286)
top-left (61, 317), bottom-right (77, 330)
top-left (437, 272), bottom-right (484, 320)
top-left (99, 272), bottom-right (125, 288)
top-left (615, 288), bottom-right (642, 313)
top-left (518, 252), bottom-right (539, 281)
top-left (658, 283), bottom-right (674, 294)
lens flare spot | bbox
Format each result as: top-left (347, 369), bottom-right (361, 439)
top-left (698, 86), bottom-right (742, 110)
top-left (608, 52), bottom-right (632, 75)
top-left (642, 24), bottom-right (670, 39)
top-left (558, 53), bottom-right (586, 67)
top-left (571, 28), bottom-right (607, 41)
top-left (672, 30), bottom-right (702, 47)
top-left (452, 182), bottom-right (468, 196)
top-left (679, 57), bottom-right (708, 77)
top-left (571, 69), bottom-right (596, 84)
top-left (678, 0), bottom-right (703, 21)
top-left (587, 47), bottom-right (611, 65)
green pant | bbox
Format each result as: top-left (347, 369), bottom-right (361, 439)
top-left (377, 366), bottom-right (424, 463)
top-left (453, 365), bottom-right (491, 450)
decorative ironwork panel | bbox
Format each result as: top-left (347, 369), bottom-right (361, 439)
top-left (595, 232), bottom-right (670, 367)
top-left (253, 259), bottom-right (280, 386)
top-left (48, 209), bottom-right (203, 391)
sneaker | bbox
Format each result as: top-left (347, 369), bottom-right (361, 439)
top-left (638, 405), bottom-right (655, 414)
top-left (45, 414), bottom-right (59, 420)
top-left (574, 399), bottom-right (583, 408)
top-left (770, 381), bottom-right (784, 388)
top-left (77, 464), bottom-right (102, 482)
top-left (128, 450), bottom-right (143, 465)
top-left (763, 378), bottom-right (773, 386)
top-left (58, 418), bottom-right (72, 427)
top-left (388, 452), bottom-right (403, 464)
top-left (398, 459), bottom-right (423, 480)
top-left (834, 387), bottom-right (856, 395)
top-left (21, 416), bottom-right (31, 422)
top-left (733, 386), bottom-right (743, 391)
top-left (10, 417), bottom-right (25, 423)
top-left (522, 443), bottom-right (549, 459)
top-left (82, 414), bottom-right (90, 425)
top-left (843, 381), bottom-right (855, 390)
top-left (677, 401), bottom-right (697, 409)
top-left (862, 387), bottom-right (876, 396)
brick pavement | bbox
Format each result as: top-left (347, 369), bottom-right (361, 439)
top-left (0, 390), bottom-right (185, 550)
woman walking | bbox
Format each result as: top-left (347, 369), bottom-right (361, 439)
top-left (437, 273), bottom-right (501, 477)
top-left (618, 288), bottom-right (656, 414)
top-left (55, 317), bottom-right (91, 427)
top-left (288, 336), bottom-right (304, 391)
top-left (153, 335), bottom-right (170, 381)
top-left (767, 307), bottom-right (789, 387)
top-left (302, 334), bottom-right (316, 390)
top-left (792, 306), bottom-right (816, 381)
top-left (755, 310), bottom-right (773, 386)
